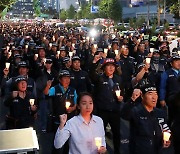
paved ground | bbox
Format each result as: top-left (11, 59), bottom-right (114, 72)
top-left (0, 97), bottom-right (174, 154)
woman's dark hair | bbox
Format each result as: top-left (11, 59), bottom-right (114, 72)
top-left (76, 92), bottom-right (94, 115)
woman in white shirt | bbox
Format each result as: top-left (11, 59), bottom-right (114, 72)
top-left (54, 92), bottom-right (107, 154)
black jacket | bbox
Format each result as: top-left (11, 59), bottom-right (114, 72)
top-left (122, 102), bottom-right (169, 154)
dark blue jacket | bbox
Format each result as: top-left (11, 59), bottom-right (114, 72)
top-left (159, 68), bottom-right (180, 102)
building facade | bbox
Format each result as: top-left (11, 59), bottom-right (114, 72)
top-left (12, 0), bottom-right (34, 18)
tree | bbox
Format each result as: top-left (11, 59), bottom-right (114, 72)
top-left (166, 0), bottom-right (179, 19)
top-left (98, 0), bottom-right (109, 18)
top-left (0, 0), bottom-right (16, 16)
top-left (33, 0), bottom-right (41, 17)
top-left (99, 0), bottom-right (122, 22)
top-left (67, 4), bottom-right (76, 19)
top-left (108, 0), bottom-right (122, 23)
top-left (169, 1), bottom-right (180, 19)
top-left (60, 9), bottom-right (67, 22)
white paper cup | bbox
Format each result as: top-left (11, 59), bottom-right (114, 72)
top-left (95, 137), bottom-right (102, 150)
top-left (178, 51), bottom-right (180, 56)
top-left (6, 46), bottom-right (10, 51)
top-left (94, 44), bottom-right (98, 49)
top-left (69, 52), bottom-right (73, 57)
top-left (163, 132), bottom-right (171, 141)
top-left (115, 50), bottom-right (119, 55)
top-left (104, 48), bottom-right (108, 54)
top-left (115, 90), bottom-right (121, 97)
top-left (35, 54), bottom-right (38, 58)
top-left (150, 48), bottom-right (154, 53)
top-left (65, 101), bottom-right (71, 109)
top-left (49, 43), bottom-right (52, 48)
top-left (146, 58), bottom-right (151, 64)
top-left (29, 99), bottom-right (35, 106)
top-left (5, 63), bottom-right (10, 69)
top-left (86, 37), bottom-right (90, 41)
top-left (57, 51), bottom-right (60, 55)
top-left (72, 43), bottom-right (75, 48)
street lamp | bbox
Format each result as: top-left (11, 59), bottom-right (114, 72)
top-left (147, 0), bottom-right (150, 28)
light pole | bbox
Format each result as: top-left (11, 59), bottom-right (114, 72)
top-left (147, 0), bottom-right (150, 28)
top-left (157, 0), bottom-right (161, 27)
top-left (163, 0), bottom-right (166, 24)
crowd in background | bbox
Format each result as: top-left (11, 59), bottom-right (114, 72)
top-left (0, 22), bottom-right (180, 154)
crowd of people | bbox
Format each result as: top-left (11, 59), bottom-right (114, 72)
top-left (0, 22), bottom-right (180, 154)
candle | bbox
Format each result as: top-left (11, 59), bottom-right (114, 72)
top-left (29, 99), bottom-right (35, 106)
top-left (86, 37), bottom-right (90, 41)
top-left (108, 45), bottom-right (111, 49)
top-left (163, 132), bottom-right (171, 141)
top-left (178, 51), bottom-right (180, 56)
top-left (150, 48), bottom-right (154, 53)
top-left (57, 51), bottom-right (60, 55)
top-left (43, 58), bottom-right (46, 64)
top-left (95, 137), bottom-right (102, 150)
top-left (43, 36), bottom-right (46, 40)
top-left (72, 43), bottom-right (75, 48)
top-left (53, 36), bottom-right (55, 41)
top-left (49, 43), bottom-right (52, 48)
top-left (115, 90), bottom-right (121, 97)
top-left (131, 33), bottom-right (133, 36)
top-left (115, 50), bottom-right (119, 55)
top-left (160, 36), bottom-right (163, 41)
top-left (6, 46), bottom-right (10, 51)
top-left (8, 51), bottom-right (12, 57)
top-left (25, 45), bottom-right (28, 49)
top-left (146, 58), bottom-right (151, 64)
top-left (91, 37), bottom-right (94, 42)
top-left (35, 54), bottom-right (38, 58)
top-left (69, 52), bottom-right (73, 57)
top-left (94, 44), bottom-right (97, 49)
top-left (65, 101), bottom-right (71, 109)
top-left (5, 62), bottom-right (10, 69)
top-left (104, 48), bottom-right (108, 54)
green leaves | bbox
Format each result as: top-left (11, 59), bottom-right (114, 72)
top-left (169, 1), bottom-right (180, 19)
top-left (0, 0), bottom-right (17, 15)
top-left (67, 5), bottom-right (76, 19)
top-left (33, 0), bottom-right (41, 17)
top-left (60, 9), bottom-right (67, 22)
top-left (98, 0), bottom-right (122, 22)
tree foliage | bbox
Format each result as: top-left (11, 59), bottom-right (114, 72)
top-left (33, 0), bottom-right (41, 17)
top-left (60, 9), bottom-right (67, 22)
top-left (169, 1), bottom-right (180, 19)
top-left (0, 0), bottom-right (16, 15)
top-left (67, 4), bottom-right (76, 19)
top-left (99, 0), bottom-right (122, 22)
top-left (108, 0), bottom-right (122, 22)
top-left (166, 0), bottom-right (179, 19)
top-left (98, 0), bottom-right (109, 18)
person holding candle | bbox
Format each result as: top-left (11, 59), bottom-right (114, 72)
top-left (122, 84), bottom-right (171, 154)
top-left (4, 76), bottom-right (37, 129)
top-left (118, 45), bottom-right (135, 101)
top-left (44, 70), bottom-right (77, 128)
top-left (54, 92), bottom-right (107, 154)
top-left (36, 57), bottom-right (58, 133)
top-left (89, 57), bottom-right (123, 154)
top-left (159, 55), bottom-right (180, 124)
